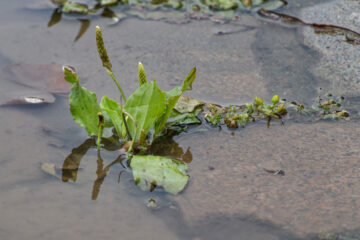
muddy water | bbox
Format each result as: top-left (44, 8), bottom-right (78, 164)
top-left (1, 0), bottom-right (359, 239)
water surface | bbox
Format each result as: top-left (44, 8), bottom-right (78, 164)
top-left (1, 0), bottom-right (359, 239)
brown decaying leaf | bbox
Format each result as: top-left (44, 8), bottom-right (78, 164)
top-left (257, 9), bottom-right (360, 45)
top-left (2, 63), bottom-right (72, 94)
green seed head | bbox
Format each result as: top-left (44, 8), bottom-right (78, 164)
top-left (96, 26), bottom-right (112, 71)
top-left (138, 62), bottom-right (147, 86)
top-left (254, 97), bottom-right (263, 106)
top-left (272, 95), bottom-right (279, 105)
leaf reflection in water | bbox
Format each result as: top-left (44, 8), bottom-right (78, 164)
top-left (60, 134), bottom-right (192, 199)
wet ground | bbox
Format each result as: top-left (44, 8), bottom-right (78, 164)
top-left (0, 0), bottom-right (360, 239)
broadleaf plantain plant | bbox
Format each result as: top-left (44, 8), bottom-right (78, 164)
top-left (64, 26), bottom-right (196, 153)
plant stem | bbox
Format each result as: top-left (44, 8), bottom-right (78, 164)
top-left (121, 111), bottom-right (137, 153)
top-left (97, 112), bottom-right (105, 150)
top-left (97, 121), bottom-right (104, 150)
top-left (106, 68), bottom-right (127, 103)
top-left (122, 110), bottom-right (132, 141)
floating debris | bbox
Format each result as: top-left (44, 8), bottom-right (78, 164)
top-left (257, 9), bottom-right (360, 45)
top-left (1, 92), bottom-right (55, 106)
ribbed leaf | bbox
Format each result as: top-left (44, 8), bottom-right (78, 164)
top-left (100, 96), bottom-right (123, 137)
top-left (124, 80), bottom-right (166, 140)
top-left (69, 82), bottom-right (101, 136)
top-left (131, 155), bottom-right (189, 195)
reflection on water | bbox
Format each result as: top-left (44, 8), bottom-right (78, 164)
top-left (92, 151), bottom-right (125, 200)
top-left (61, 134), bottom-right (192, 200)
top-left (2, 0), bottom-right (360, 239)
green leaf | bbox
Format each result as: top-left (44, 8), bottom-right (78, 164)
top-left (138, 62), bottom-right (147, 86)
top-left (62, 2), bottom-right (89, 14)
top-left (130, 155), bottom-right (189, 195)
top-left (63, 65), bottom-right (79, 84)
top-left (69, 82), bottom-right (101, 136)
top-left (154, 86), bottom-right (182, 135)
top-left (100, 96), bottom-right (123, 137)
top-left (124, 80), bottom-right (166, 140)
top-left (155, 68), bottom-right (197, 135)
top-left (181, 67), bottom-right (196, 92)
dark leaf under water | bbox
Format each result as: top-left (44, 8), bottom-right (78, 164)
top-left (2, 63), bottom-right (72, 94)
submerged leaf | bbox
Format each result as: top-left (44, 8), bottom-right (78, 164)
top-left (130, 155), bottom-right (189, 195)
top-left (3, 63), bottom-right (72, 94)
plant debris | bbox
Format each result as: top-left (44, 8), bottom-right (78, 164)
top-left (257, 9), bottom-right (360, 45)
top-left (264, 168), bottom-right (285, 176)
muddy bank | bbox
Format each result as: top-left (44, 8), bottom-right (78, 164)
top-left (171, 121), bottom-right (360, 237)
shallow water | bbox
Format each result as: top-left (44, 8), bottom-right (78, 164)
top-left (1, 0), bottom-right (359, 239)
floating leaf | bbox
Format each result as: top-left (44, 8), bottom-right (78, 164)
top-left (174, 95), bottom-right (204, 113)
top-left (130, 155), bottom-right (189, 195)
top-left (3, 63), bottom-right (72, 94)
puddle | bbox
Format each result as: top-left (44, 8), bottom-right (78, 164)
top-left (1, 0), bottom-right (359, 239)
